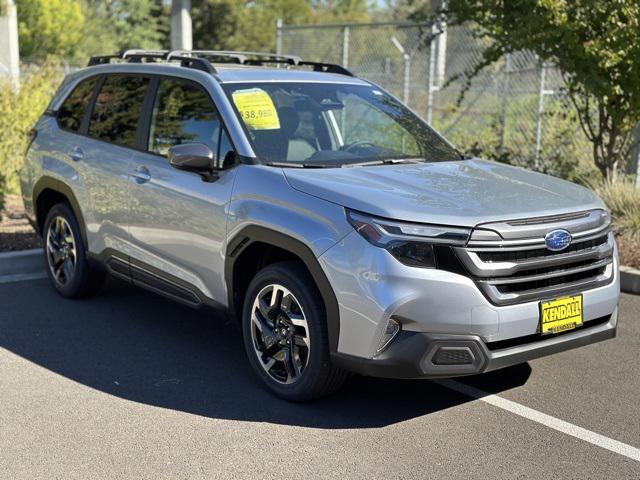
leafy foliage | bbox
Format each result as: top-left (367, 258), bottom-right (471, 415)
top-left (80, 0), bottom-right (168, 56)
top-left (192, 0), bottom-right (370, 52)
top-left (0, 62), bottom-right (63, 194)
top-left (409, 0), bottom-right (640, 180)
top-left (16, 0), bottom-right (85, 60)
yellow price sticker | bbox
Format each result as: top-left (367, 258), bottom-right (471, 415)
top-left (232, 88), bottom-right (280, 130)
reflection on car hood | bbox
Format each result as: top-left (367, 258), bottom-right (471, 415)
top-left (283, 159), bottom-right (605, 227)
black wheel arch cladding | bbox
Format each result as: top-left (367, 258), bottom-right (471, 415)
top-left (225, 225), bottom-right (341, 352)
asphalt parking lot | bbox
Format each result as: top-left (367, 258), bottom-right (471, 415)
top-left (0, 275), bottom-right (638, 479)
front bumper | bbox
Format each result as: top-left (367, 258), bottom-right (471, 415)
top-left (332, 308), bottom-right (617, 379)
top-left (320, 230), bottom-right (620, 360)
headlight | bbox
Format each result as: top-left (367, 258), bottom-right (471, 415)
top-left (346, 210), bottom-right (471, 268)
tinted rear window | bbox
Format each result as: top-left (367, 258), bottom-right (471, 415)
top-left (57, 76), bottom-right (99, 132)
top-left (89, 75), bottom-right (149, 148)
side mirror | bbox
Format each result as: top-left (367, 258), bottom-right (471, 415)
top-left (168, 143), bottom-right (224, 175)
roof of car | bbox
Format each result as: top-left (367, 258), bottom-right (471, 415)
top-left (213, 65), bottom-right (369, 85)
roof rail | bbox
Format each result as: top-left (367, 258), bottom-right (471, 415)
top-left (88, 50), bottom-right (216, 74)
top-left (87, 49), bottom-right (354, 77)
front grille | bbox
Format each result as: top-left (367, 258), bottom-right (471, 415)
top-left (496, 265), bottom-right (607, 294)
top-left (453, 209), bottom-right (615, 305)
top-left (477, 235), bottom-right (608, 263)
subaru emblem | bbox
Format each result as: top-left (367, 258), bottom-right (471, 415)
top-left (545, 229), bottom-right (572, 252)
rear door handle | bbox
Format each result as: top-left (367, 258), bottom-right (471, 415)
top-left (131, 166), bottom-right (151, 184)
top-left (70, 146), bottom-right (84, 162)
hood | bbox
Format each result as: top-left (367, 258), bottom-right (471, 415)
top-left (283, 159), bottom-right (605, 227)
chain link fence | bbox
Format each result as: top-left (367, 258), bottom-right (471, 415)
top-left (277, 21), bottom-right (593, 179)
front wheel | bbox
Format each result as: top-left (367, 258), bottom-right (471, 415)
top-left (242, 262), bottom-right (347, 401)
top-left (43, 203), bottom-right (105, 298)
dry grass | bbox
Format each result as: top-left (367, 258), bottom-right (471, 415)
top-left (593, 178), bottom-right (640, 268)
top-left (616, 233), bottom-right (640, 269)
top-left (594, 178), bottom-right (640, 239)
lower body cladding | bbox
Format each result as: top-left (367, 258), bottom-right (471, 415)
top-left (320, 231), bottom-right (620, 379)
top-left (331, 310), bottom-right (617, 379)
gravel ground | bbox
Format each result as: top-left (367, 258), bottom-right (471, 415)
top-left (0, 194), bottom-right (41, 251)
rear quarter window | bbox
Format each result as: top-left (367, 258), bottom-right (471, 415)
top-left (57, 76), bottom-right (100, 132)
top-left (88, 75), bottom-right (149, 148)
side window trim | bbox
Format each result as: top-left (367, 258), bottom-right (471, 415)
top-left (86, 73), bottom-right (151, 150)
top-left (143, 75), bottom-right (238, 163)
top-left (55, 74), bottom-right (103, 134)
top-left (137, 76), bottom-right (160, 152)
top-left (79, 74), bottom-right (105, 135)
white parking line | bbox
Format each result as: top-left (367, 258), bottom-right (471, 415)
top-left (437, 379), bottom-right (640, 463)
top-left (0, 272), bottom-right (48, 284)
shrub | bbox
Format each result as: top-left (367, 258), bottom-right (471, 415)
top-left (0, 61), bottom-right (63, 196)
top-left (594, 178), bottom-right (640, 240)
top-left (593, 178), bottom-right (640, 268)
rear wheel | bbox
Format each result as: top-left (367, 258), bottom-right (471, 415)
top-left (43, 203), bottom-right (105, 298)
top-left (242, 262), bottom-right (347, 401)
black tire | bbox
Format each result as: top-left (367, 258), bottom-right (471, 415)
top-left (43, 202), bottom-right (105, 298)
top-left (241, 261), bottom-right (347, 401)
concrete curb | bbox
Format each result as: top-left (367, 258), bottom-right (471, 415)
top-left (0, 248), bottom-right (45, 277)
top-left (620, 265), bottom-right (640, 295)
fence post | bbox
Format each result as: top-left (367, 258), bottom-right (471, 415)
top-left (427, 22), bottom-right (438, 125)
top-left (391, 37), bottom-right (411, 105)
top-left (276, 18), bottom-right (283, 56)
top-left (342, 26), bottom-right (350, 68)
top-left (535, 62), bottom-right (548, 169)
top-left (499, 53), bottom-right (512, 155)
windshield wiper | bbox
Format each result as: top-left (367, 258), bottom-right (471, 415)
top-left (343, 158), bottom-right (425, 167)
top-left (265, 162), bottom-right (330, 168)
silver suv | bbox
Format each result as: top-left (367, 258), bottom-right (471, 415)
top-left (21, 50), bottom-right (620, 401)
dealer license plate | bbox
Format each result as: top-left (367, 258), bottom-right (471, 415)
top-left (540, 294), bottom-right (583, 335)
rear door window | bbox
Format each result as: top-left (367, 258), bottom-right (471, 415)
top-left (148, 79), bottom-right (221, 156)
top-left (57, 76), bottom-right (100, 132)
top-left (88, 75), bottom-right (149, 148)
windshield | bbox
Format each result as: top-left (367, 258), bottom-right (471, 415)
top-left (223, 82), bottom-right (462, 167)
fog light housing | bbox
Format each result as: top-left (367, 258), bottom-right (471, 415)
top-left (375, 318), bottom-right (401, 355)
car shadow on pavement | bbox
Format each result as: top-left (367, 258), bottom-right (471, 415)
top-left (0, 277), bottom-right (531, 429)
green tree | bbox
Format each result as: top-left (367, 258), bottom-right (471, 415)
top-left (16, 0), bottom-right (85, 59)
top-left (192, 0), bottom-right (372, 52)
top-left (0, 62), bottom-right (63, 194)
top-left (409, 0), bottom-right (640, 180)
top-left (81, 0), bottom-right (169, 57)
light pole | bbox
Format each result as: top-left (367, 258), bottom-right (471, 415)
top-left (0, 0), bottom-right (19, 86)
top-left (171, 0), bottom-right (193, 51)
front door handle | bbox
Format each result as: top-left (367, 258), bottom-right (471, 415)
top-left (70, 146), bottom-right (84, 162)
top-left (131, 166), bottom-right (151, 184)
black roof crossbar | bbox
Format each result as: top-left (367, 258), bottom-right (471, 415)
top-left (170, 55), bottom-right (216, 74)
top-left (87, 49), bottom-right (354, 77)
top-left (298, 61), bottom-right (354, 77)
top-left (87, 54), bottom-right (121, 66)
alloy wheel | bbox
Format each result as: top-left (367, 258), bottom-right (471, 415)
top-left (46, 216), bottom-right (77, 286)
top-left (250, 284), bottom-right (311, 385)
